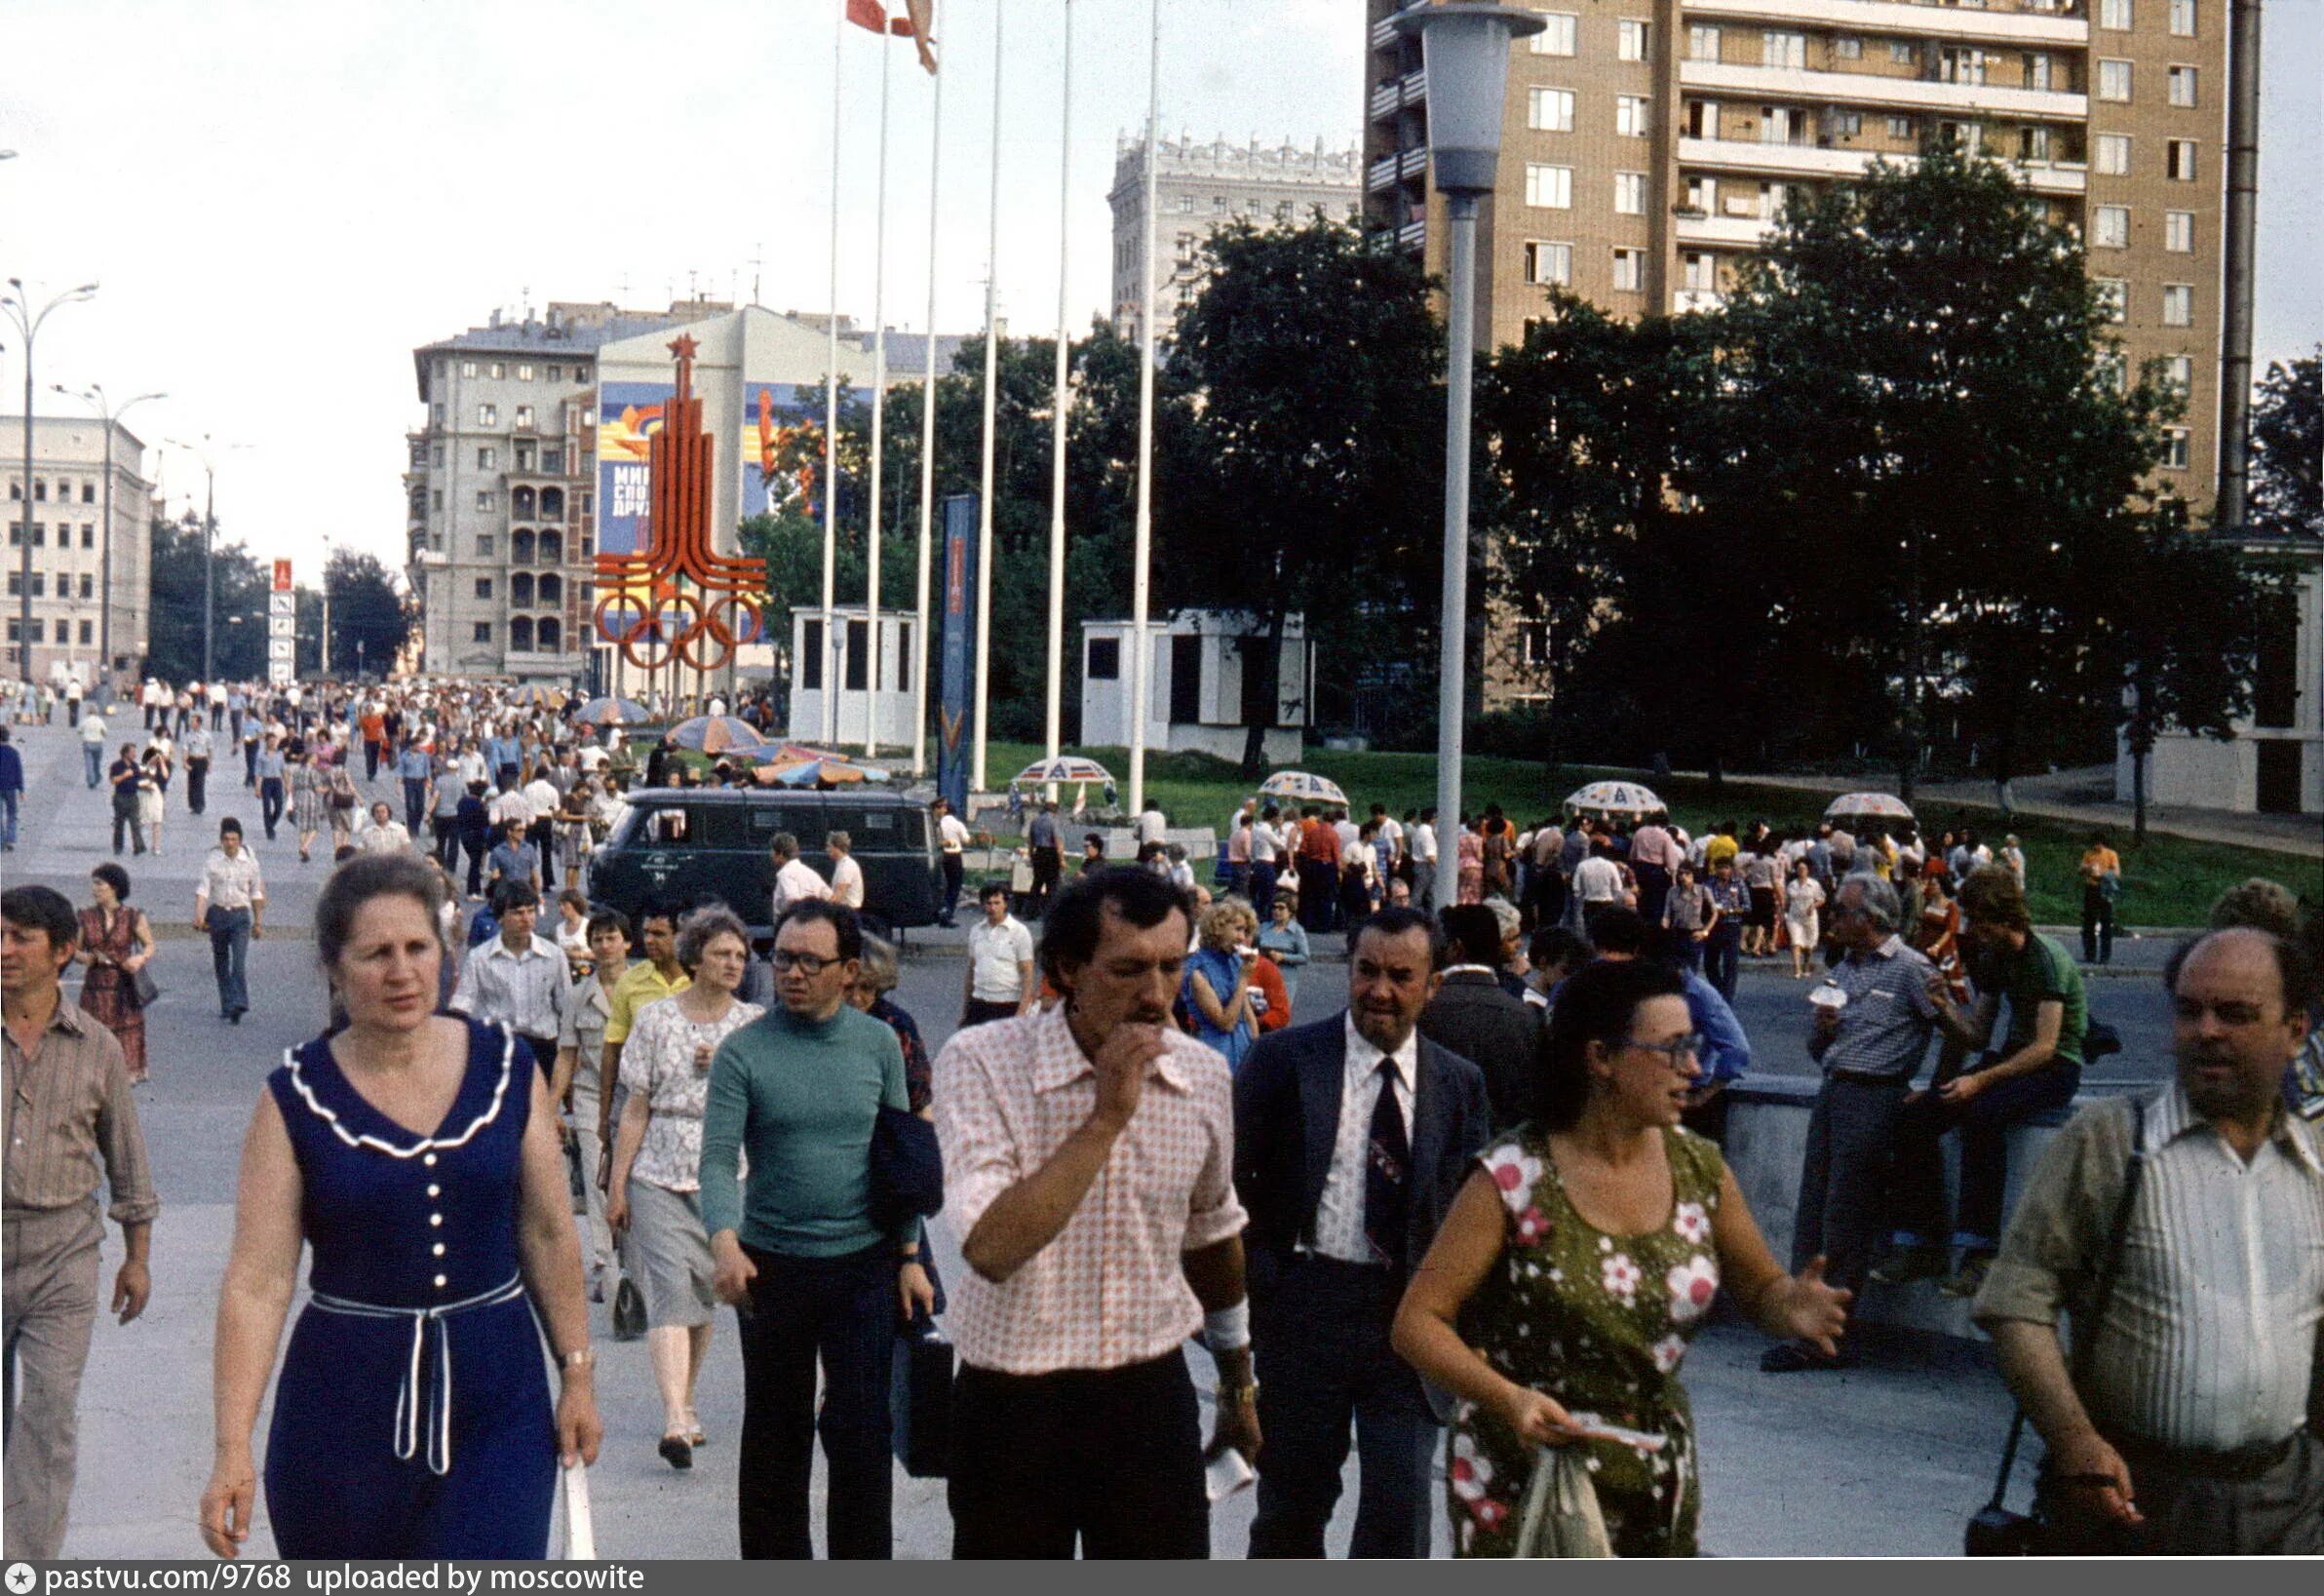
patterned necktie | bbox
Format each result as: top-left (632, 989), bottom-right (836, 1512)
top-left (1364, 1059), bottom-right (1411, 1270)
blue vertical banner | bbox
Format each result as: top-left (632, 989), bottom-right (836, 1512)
top-left (938, 493), bottom-right (979, 816)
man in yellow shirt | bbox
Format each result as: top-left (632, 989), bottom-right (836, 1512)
top-left (1703, 822), bottom-right (1740, 872)
top-left (2077, 833), bottom-right (2122, 964)
top-left (600, 905), bottom-right (692, 1159)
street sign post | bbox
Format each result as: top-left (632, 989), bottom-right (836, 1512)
top-left (268, 559), bottom-right (295, 685)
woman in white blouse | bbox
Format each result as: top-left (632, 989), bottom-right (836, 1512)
top-left (605, 906), bottom-right (762, 1469)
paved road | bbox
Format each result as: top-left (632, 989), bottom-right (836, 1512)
top-left (0, 718), bottom-right (2028, 1559)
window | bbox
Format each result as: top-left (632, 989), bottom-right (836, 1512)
top-left (2097, 351), bottom-right (2128, 392)
top-left (1524, 241), bottom-right (1572, 286)
top-left (2163, 354), bottom-right (2193, 393)
top-left (1761, 104), bottom-right (1801, 144)
top-left (1830, 109), bottom-right (1862, 137)
top-left (511, 573), bottom-right (533, 607)
top-left (432, 443), bottom-right (445, 467)
top-left (2162, 284), bottom-right (2194, 326)
top-left (80, 482), bottom-right (94, 503)
top-left (514, 446), bottom-right (534, 473)
top-left (2023, 125), bottom-right (2054, 161)
top-left (2095, 279), bottom-right (2128, 323)
top-left (30, 523), bottom-right (43, 547)
top-left (476, 533), bottom-right (494, 558)
top-left (431, 489), bottom-right (444, 511)
top-left (1616, 97), bottom-right (1650, 137)
top-left (1525, 163), bottom-right (1572, 209)
top-left (2097, 59), bottom-right (2132, 101)
top-left (1833, 34), bottom-right (1862, 60)
top-left (1531, 12), bottom-right (1575, 56)
top-left (1687, 100), bottom-right (1721, 138)
top-left (2164, 210), bottom-right (2194, 252)
top-left (460, 360), bottom-right (478, 377)
top-left (2170, 0), bottom-right (2196, 35)
top-left (1175, 195), bottom-right (1194, 214)
top-left (475, 577), bottom-right (493, 600)
top-left (2094, 205), bottom-right (2130, 247)
top-left (1086, 637), bottom-right (1120, 681)
top-left (545, 365), bottom-right (563, 382)
top-left (81, 525), bottom-right (94, 548)
top-left (1614, 171), bottom-right (1646, 214)
top-left (30, 481), bottom-right (44, 502)
top-left (28, 573), bottom-right (44, 598)
top-left (78, 573), bottom-right (92, 600)
top-left (474, 621), bottom-right (493, 643)
top-left (476, 490), bottom-right (496, 513)
top-left (2096, 134), bottom-right (2132, 175)
top-left (1612, 248), bottom-right (1645, 292)
top-left (844, 619), bottom-right (869, 690)
top-left (1763, 30), bottom-right (1805, 68)
top-left (1888, 115), bottom-right (1915, 139)
top-left (477, 448), bottom-right (496, 470)
top-left (516, 363), bottom-right (534, 381)
top-left (2167, 138), bottom-right (2198, 179)
top-left (1889, 39), bottom-right (1916, 64)
top-left (1618, 19), bottom-right (1648, 60)
top-left (479, 403), bottom-right (498, 426)
top-left (542, 446), bottom-right (564, 474)
top-left (1688, 24), bottom-right (1720, 61)
top-left (539, 573), bottom-right (562, 605)
top-left (515, 405), bottom-right (534, 429)
top-left (2100, 0), bottom-right (2132, 27)
top-left (1528, 88), bottom-right (1574, 132)
top-left (2025, 53), bottom-right (2055, 90)
top-left (1685, 175), bottom-right (1718, 212)
top-left (489, 362), bottom-right (506, 379)
top-left (2167, 64), bottom-right (2197, 106)
top-left (2160, 428), bottom-right (2190, 469)
top-left (1213, 195), bottom-right (1228, 212)
top-left (78, 620), bottom-right (92, 646)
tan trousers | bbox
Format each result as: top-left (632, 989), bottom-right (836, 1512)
top-left (3, 1203), bottom-right (103, 1561)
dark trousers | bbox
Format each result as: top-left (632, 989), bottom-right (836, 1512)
top-left (939, 852), bottom-right (964, 923)
top-left (186, 757), bottom-right (209, 815)
top-left (1792, 1074), bottom-right (1910, 1298)
top-left (259, 777), bottom-right (285, 838)
top-left (431, 815), bottom-right (460, 870)
top-left (207, 906), bottom-right (252, 1015)
top-left (364, 740), bottom-right (384, 782)
top-left (1027, 851), bottom-right (1060, 918)
top-left (111, 798), bottom-right (144, 855)
top-left (462, 837), bottom-right (488, 897)
top-left (83, 745), bottom-right (103, 789)
top-left (2034, 1430), bottom-right (2323, 1555)
top-left (1250, 1257), bottom-right (1436, 1559)
top-left (2081, 888), bottom-right (2116, 964)
top-left (243, 740), bottom-right (259, 786)
top-left (734, 1242), bottom-right (895, 1559)
top-left (1250, 859), bottom-right (1279, 919)
top-left (1891, 1063), bottom-right (2079, 1254)
top-left (949, 1351), bottom-right (1208, 1559)
top-left (1703, 922), bottom-right (1743, 1002)
top-left (960, 998), bottom-right (1018, 1028)
top-left (1633, 862), bottom-right (1671, 928)
top-left (1296, 858), bottom-right (1334, 932)
top-left (529, 817), bottom-right (557, 890)
top-left (403, 778), bottom-right (429, 834)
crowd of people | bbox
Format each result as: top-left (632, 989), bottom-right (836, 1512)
top-left (2, 678), bottom-right (2318, 1561)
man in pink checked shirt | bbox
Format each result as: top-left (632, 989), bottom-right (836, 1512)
top-left (933, 868), bottom-right (1259, 1558)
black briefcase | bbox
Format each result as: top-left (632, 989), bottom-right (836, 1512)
top-left (891, 1313), bottom-right (955, 1479)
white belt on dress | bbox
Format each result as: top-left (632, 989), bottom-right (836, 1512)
top-left (308, 1274), bottom-right (526, 1477)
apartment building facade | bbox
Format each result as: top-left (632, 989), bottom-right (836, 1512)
top-left (1368, 0), bottom-right (2230, 706)
top-left (1109, 134), bottom-right (1364, 343)
top-left (5, 415), bottom-right (157, 694)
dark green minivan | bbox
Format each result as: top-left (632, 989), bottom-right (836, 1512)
top-left (590, 788), bottom-right (939, 941)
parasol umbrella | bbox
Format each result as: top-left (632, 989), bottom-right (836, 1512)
top-left (508, 684), bottom-right (567, 710)
top-left (747, 744), bottom-right (893, 788)
top-left (1258, 770), bottom-right (1349, 807)
top-left (1011, 757), bottom-right (1116, 788)
top-left (1823, 792), bottom-right (1916, 831)
top-left (664, 716), bottom-right (769, 757)
top-left (1562, 780), bottom-right (1667, 821)
top-left (571, 695), bottom-right (651, 728)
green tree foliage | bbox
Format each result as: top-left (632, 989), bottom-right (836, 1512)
top-left (143, 511), bottom-right (269, 683)
top-left (324, 548), bottom-right (411, 678)
top-left (2247, 351), bottom-right (2321, 539)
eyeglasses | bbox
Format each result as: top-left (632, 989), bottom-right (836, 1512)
top-left (1620, 1033), bottom-right (1704, 1069)
top-left (770, 950), bottom-right (836, 976)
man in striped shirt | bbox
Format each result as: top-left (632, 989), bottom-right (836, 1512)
top-left (451, 880), bottom-right (572, 1082)
top-left (1976, 927), bottom-right (2322, 1554)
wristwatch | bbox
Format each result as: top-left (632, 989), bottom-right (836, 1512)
top-left (1216, 1377), bottom-right (1259, 1406)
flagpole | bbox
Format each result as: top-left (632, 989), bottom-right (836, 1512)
top-left (866, 37), bottom-right (892, 759)
top-left (821, 10), bottom-right (844, 747)
top-left (971, 0), bottom-right (1003, 796)
top-left (1043, 0), bottom-right (1072, 802)
top-left (1127, 0), bottom-right (1159, 817)
top-left (912, 0), bottom-right (943, 779)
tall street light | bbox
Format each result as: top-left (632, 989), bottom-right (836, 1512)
top-left (58, 383), bottom-right (165, 702)
top-left (1393, 1), bottom-right (1539, 914)
top-left (2, 278), bottom-right (99, 683)
top-left (165, 434), bottom-right (252, 684)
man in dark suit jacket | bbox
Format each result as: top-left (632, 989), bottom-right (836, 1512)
top-left (1233, 907), bottom-right (1494, 1558)
top-left (1419, 904), bottom-right (1546, 1130)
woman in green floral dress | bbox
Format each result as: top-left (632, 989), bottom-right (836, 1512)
top-left (1393, 959), bottom-right (1850, 1556)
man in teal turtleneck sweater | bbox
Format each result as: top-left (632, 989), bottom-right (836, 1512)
top-left (700, 900), bottom-right (929, 1560)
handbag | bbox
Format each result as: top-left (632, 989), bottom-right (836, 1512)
top-left (130, 965), bottom-right (161, 1009)
top-left (890, 1308), bottom-right (956, 1479)
top-left (1966, 1097), bottom-right (2148, 1556)
top-left (867, 1105), bottom-right (944, 1232)
top-left (1512, 1445), bottom-right (1614, 1558)
top-left (610, 1276), bottom-right (648, 1343)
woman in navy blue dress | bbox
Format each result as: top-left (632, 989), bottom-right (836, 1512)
top-left (200, 853), bottom-right (603, 1559)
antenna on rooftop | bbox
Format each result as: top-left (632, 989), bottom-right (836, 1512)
top-left (749, 243), bottom-right (765, 307)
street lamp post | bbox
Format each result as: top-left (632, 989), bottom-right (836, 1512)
top-left (2, 278), bottom-right (98, 683)
top-left (165, 435), bottom-right (251, 687)
top-left (59, 384), bottom-right (164, 703)
top-left (1392, 2), bottom-right (1540, 915)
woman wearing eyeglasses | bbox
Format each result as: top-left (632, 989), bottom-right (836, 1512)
top-left (1392, 958), bottom-right (1849, 1557)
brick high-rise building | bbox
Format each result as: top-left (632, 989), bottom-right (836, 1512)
top-left (1367, 0), bottom-right (2231, 704)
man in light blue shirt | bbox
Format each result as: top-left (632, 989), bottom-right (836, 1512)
top-left (396, 738), bottom-right (433, 834)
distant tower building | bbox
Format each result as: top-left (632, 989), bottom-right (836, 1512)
top-left (1108, 134), bottom-right (1363, 343)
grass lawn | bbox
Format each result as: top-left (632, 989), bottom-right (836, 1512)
top-left (984, 740), bottom-right (2319, 929)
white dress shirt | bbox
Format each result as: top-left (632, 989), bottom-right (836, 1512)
top-left (829, 854), bottom-right (866, 909)
top-left (1410, 822), bottom-right (1438, 865)
top-left (771, 857), bottom-right (831, 920)
top-left (937, 813), bottom-right (971, 854)
top-left (1311, 1014), bottom-right (1418, 1265)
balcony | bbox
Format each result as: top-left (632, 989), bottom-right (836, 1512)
top-left (1679, 136), bottom-right (2088, 195)
top-left (1673, 289), bottom-right (1727, 315)
top-left (1368, 152), bottom-right (1401, 191)
top-left (1396, 217), bottom-right (1427, 252)
top-left (1678, 0), bottom-right (2089, 49)
top-left (1680, 58), bottom-right (2087, 121)
top-left (1676, 212), bottom-right (1775, 247)
top-left (1369, 68), bottom-right (1424, 123)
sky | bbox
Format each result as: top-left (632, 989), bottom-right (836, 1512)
top-left (2, 0), bottom-right (2318, 576)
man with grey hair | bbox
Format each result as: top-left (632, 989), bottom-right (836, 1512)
top-left (768, 832), bottom-right (830, 926)
top-left (1762, 873), bottom-right (1942, 1373)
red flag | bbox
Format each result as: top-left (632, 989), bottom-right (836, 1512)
top-left (845, 0), bottom-right (887, 34)
top-left (892, 0), bottom-right (937, 73)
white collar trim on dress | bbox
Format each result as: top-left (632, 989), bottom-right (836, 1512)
top-left (284, 1021), bottom-right (516, 1158)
